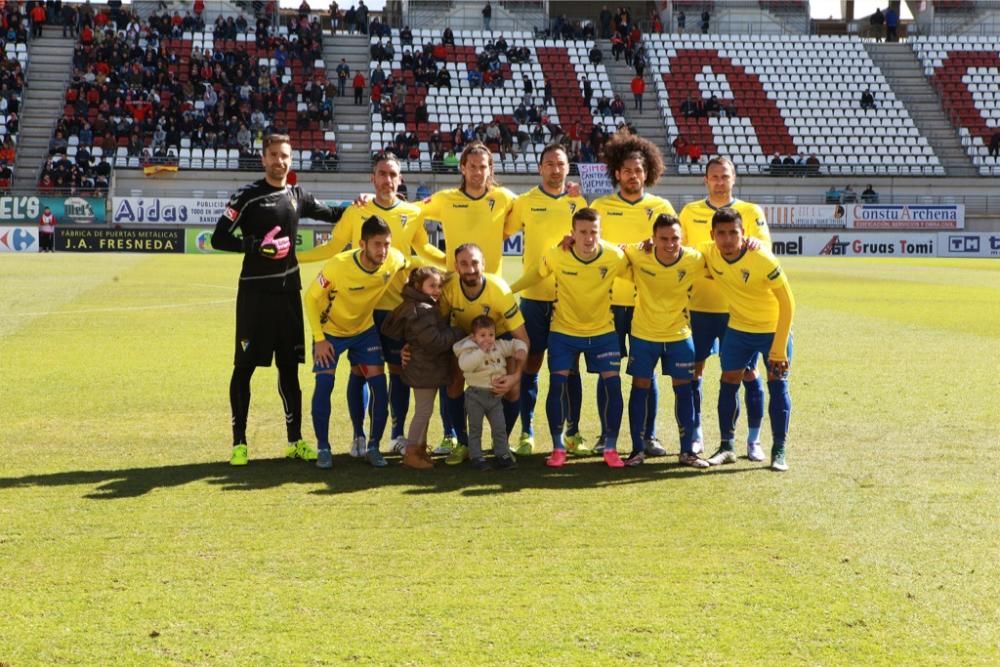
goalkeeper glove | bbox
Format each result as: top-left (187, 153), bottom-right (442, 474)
top-left (259, 225), bottom-right (291, 259)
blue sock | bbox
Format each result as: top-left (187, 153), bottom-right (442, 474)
top-left (311, 373), bottom-right (334, 450)
top-left (347, 373), bottom-right (368, 439)
top-left (744, 377), bottom-right (764, 443)
top-left (388, 373), bottom-right (410, 440)
top-left (366, 375), bottom-right (389, 448)
top-left (692, 377), bottom-right (704, 443)
top-left (628, 384), bottom-right (649, 456)
top-left (446, 393), bottom-right (468, 446)
top-left (599, 375), bottom-right (623, 451)
top-left (519, 372), bottom-right (539, 436)
top-left (717, 382), bottom-right (740, 447)
top-left (565, 371), bottom-right (583, 436)
top-left (502, 397), bottom-right (520, 437)
top-left (644, 376), bottom-right (659, 440)
top-left (595, 375), bottom-right (607, 440)
top-left (438, 385), bottom-right (455, 438)
top-left (545, 373), bottom-right (568, 449)
top-left (673, 383), bottom-right (695, 454)
top-left (767, 379), bottom-right (792, 446)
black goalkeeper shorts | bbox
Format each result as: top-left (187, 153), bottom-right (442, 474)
top-left (234, 288), bottom-right (305, 367)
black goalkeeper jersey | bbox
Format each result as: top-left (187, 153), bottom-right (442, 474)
top-left (212, 179), bottom-right (343, 292)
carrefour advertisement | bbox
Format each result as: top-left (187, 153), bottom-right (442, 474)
top-left (0, 226), bottom-right (40, 252)
top-left (113, 197), bottom-right (350, 226)
top-left (0, 195), bottom-right (105, 225)
top-left (185, 228), bottom-right (316, 254)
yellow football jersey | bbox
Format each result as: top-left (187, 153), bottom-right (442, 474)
top-left (700, 243), bottom-right (789, 334)
top-left (304, 247), bottom-right (412, 341)
top-left (623, 245), bottom-right (702, 342)
top-left (298, 199), bottom-right (443, 310)
top-left (439, 272), bottom-right (525, 335)
top-left (537, 240), bottom-right (629, 337)
top-left (420, 186), bottom-right (517, 274)
top-left (589, 192), bottom-right (676, 306)
top-left (504, 187), bottom-right (587, 302)
top-left (680, 198), bottom-right (771, 313)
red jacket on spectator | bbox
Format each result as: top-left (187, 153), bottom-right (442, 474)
top-left (353, 72), bottom-right (365, 89)
top-left (30, 5), bottom-right (46, 24)
top-left (630, 76), bottom-right (645, 95)
top-left (193, 0), bottom-right (205, 17)
top-left (81, 25), bottom-right (94, 45)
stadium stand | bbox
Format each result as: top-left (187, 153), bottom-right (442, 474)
top-left (912, 36), bottom-right (1000, 176)
top-left (645, 33), bottom-right (940, 177)
top-left (0, 4), bottom-right (29, 190)
top-left (40, 2), bottom-right (338, 190)
top-left (367, 29), bottom-right (624, 174)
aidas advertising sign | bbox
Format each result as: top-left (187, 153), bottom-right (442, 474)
top-left (112, 197), bottom-right (350, 226)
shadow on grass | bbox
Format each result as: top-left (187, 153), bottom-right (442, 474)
top-left (0, 454), bottom-right (770, 500)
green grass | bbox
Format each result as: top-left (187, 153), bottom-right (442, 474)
top-left (1, 254), bottom-right (998, 665)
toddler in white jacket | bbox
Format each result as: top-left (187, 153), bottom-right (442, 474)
top-left (453, 316), bottom-right (528, 470)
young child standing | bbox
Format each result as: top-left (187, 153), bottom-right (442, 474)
top-left (453, 316), bottom-right (528, 470)
top-left (381, 267), bottom-right (465, 469)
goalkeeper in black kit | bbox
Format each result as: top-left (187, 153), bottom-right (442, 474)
top-left (212, 133), bottom-right (343, 466)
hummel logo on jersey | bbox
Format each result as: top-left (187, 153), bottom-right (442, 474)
top-left (530, 207), bottom-right (548, 212)
top-left (741, 269), bottom-right (751, 283)
top-left (452, 204), bottom-right (469, 209)
top-left (640, 267), bottom-right (656, 277)
top-left (677, 269), bottom-right (687, 281)
top-left (712, 267), bottom-right (724, 276)
top-left (349, 286), bottom-right (365, 291)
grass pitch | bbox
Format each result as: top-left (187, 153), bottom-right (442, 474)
top-left (1, 254), bottom-right (998, 665)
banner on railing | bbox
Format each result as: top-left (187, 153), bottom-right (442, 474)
top-left (0, 226), bottom-right (40, 252)
top-left (763, 204), bottom-right (849, 229)
top-left (185, 228), bottom-right (315, 254)
top-left (0, 196), bottom-right (105, 225)
top-left (577, 163), bottom-right (614, 196)
top-left (57, 227), bottom-right (185, 253)
top-left (846, 204), bottom-right (965, 230)
top-left (112, 196), bottom-right (350, 226)
top-left (769, 232), bottom-right (998, 257)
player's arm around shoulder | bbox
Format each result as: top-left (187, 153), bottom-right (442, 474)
top-left (298, 207), bottom-right (355, 263)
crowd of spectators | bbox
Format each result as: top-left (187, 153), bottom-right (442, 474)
top-left (680, 93), bottom-right (737, 118)
top-left (0, 3), bottom-right (28, 190)
top-left (41, 4), bottom-right (338, 189)
top-left (770, 152), bottom-right (822, 177)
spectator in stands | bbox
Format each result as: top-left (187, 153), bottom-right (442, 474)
top-left (990, 130), bottom-right (1000, 159)
top-left (415, 101), bottom-right (428, 123)
top-left (435, 68), bottom-right (452, 88)
top-left (49, 130), bottom-right (69, 156)
top-left (842, 184), bottom-right (857, 203)
top-left (582, 76), bottom-right (593, 107)
top-left (336, 58), bottom-right (350, 96)
top-left (806, 154), bottom-right (821, 177)
top-left (353, 70), bottom-right (365, 105)
top-left (860, 88), bottom-right (877, 111)
top-left (371, 63), bottom-right (386, 87)
top-left (593, 5), bottom-right (609, 37)
top-left (30, 2), bottom-right (47, 38)
top-left (672, 135), bottom-right (688, 164)
top-left (883, 5), bottom-right (899, 42)
top-left (861, 184), bottom-right (879, 203)
top-left (443, 27), bottom-right (454, 46)
top-left (514, 102), bottom-right (528, 124)
top-left (704, 93), bottom-right (721, 117)
top-left (468, 68), bottom-right (483, 88)
top-left (633, 49), bottom-right (646, 77)
top-left (610, 33), bottom-right (624, 61)
top-left (687, 142), bottom-right (702, 165)
top-left (870, 7), bottom-right (884, 42)
top-left (543, 79), bottom-right (553, 106)
top-left (356, 0), bottom-right (368, 34)
top-left (443, 148), bottom-right (459, 172)
top-left (630, 75), bottom-right (645, 112)
top-left (610, 94), bottom-right (625, 116)
top-left (680, 94), bottom-right (699, 117)
top-left (589, 45), bottom-right (603, 65)
top-left (701, 9), bottom-right (710, 33)
top-left (400, 25), bottom-right (412, 45)
top-left (345, 5), bottom-right (356, 34)
top-left (482, 2), bottom-right (492, 30)
top-left (677, 10), bottom-right (686, 33)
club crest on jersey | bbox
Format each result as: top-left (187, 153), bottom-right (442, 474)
top-left (399, 214), bottom-right (408, 227)
top-left (599, 267), bottom-right (609, 279)
top-left (568, 202), bottom-right (578, 213)
top-left (482, 305), bottom-right (491, 315)
top-left (383, 272), bottom-right (391, 283)
top-left (487, 198), bottom-right (496, 211)
top-left (645, 207), bottom-right (654, 220)
top-left (677, 269), bottom-right (687, 282)
top-left (741, 269), bottom-right (750, 283)
top-left (223, 206), bottom-right (239, 221)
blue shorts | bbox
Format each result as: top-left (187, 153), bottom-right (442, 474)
top-left (612, 305), bottom-right (633, 357)
top-left (627, 336), bottom-right (696, 380)
top-left (372, 309), bottom-right (403, 366)
top-left (312, 326), bottom-right (384, 373)
top-left (690, 311), bottom-right (729, 362)
top-left (548, 331), bottom-right (621, 374)
top-left (520, 297), bottom-right (553, 354)
top-left (719, 328), bottom-right (793, 375)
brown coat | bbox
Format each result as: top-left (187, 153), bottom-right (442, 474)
top-left (381, 284), bottom-right (465, 388)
